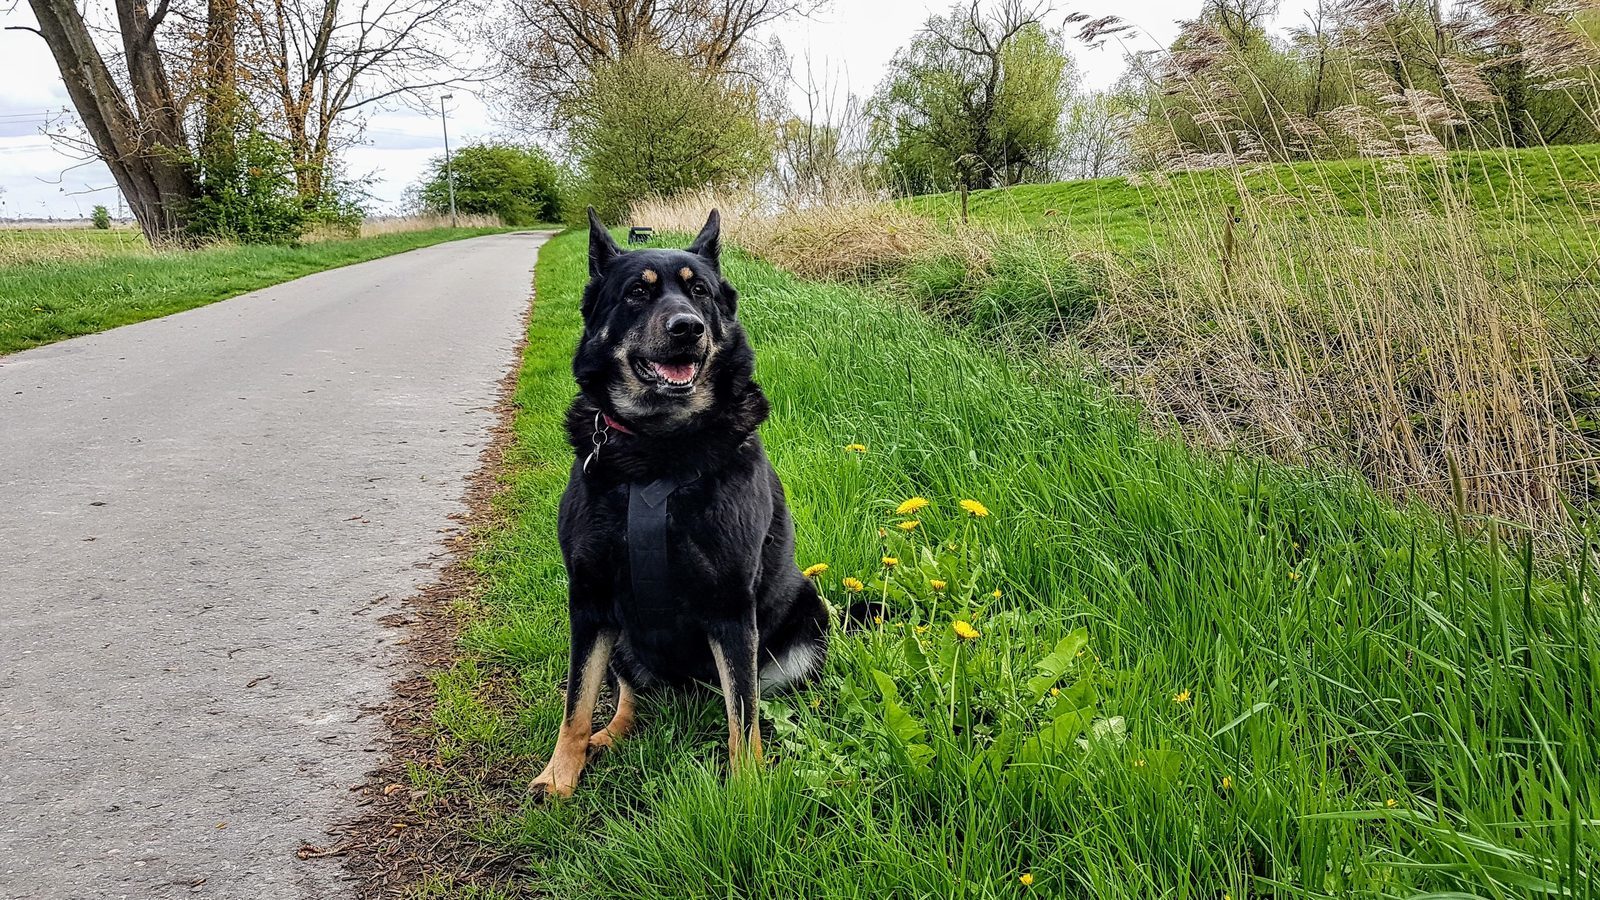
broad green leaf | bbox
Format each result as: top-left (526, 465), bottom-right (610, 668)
top-left (871, 669), bottom-right (926, 744)
top-left (1026, 627), bottom-right (1089, 700)
top-left (901, 630), bottom-right (932, 675)
top-left (1046, 678), bottom-right (1097, 718)
top-left (1014, 707), bottom-right (1093, 765)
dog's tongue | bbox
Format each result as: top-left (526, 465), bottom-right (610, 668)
top-left (654, 361), bottom-right (696, 383)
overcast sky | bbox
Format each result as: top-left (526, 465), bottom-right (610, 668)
top-left (0, 0), bottom-right (1316, 220)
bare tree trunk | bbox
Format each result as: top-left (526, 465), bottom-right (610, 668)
top-left (25, 0), bottom-right (197, 242)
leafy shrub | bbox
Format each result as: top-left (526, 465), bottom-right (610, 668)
top-left (417, 142), bottom-right (564, 226)
top-left (186, 130), bottom-right (307, 244)
top-left (91, 205), bottom-right (111, 230)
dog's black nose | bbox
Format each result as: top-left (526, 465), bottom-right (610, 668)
top-left (666, 313), bottom-right (705, 339)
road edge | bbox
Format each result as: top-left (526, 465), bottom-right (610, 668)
top-left (303, 238), bottom-right (545, 898)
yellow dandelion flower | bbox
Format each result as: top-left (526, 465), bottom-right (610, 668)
top-left (1049, 687), bottom-right (1061, 697)
top-left (1225, 894), bottom-right (1233, 900)
top-left (1221, 776), bottom-right (1232, 790)
top-left (1020, 873), bottom-right (1034, 887)
top-left (992, 588), bottom-right (1002, 599)
top-left (1174, 689), bottom-right (1193, 704)
top-left (882, 556), bottom-right (899, 567)
top-left (1134, 758), bottom-right (1147, 768)
top-left (959, 498), bottom-right (990, 518)
top-left (873, 615), bottom-right (883, 625)
top-left (930, 579), bottom-right (947, 591)
top-left (811, 697), bottom-right (822, 710)
top-left (896, 497), bottom-right (930, 516)
top-left (898, 520), bottom-right (920, 532)
top-left (915, 625), bottom-right (928, 634)
top-left (1288, 571), bottom-right (1301, 580)
top-left (802, 563), bottom-right (829, 578)
top-left (842, 577), bottom-right (865, 592)
top-left (953, 620), bottom-right (980, 640)
top-left (844, 443), bottom-right (867, 453)
top-left (1385, 798), bottom-right (1398, 809)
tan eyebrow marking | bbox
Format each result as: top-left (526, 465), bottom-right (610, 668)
top-left (640, 268), bottom-right (658, 284)
top-left (679, 267), bottom-right (694, 280)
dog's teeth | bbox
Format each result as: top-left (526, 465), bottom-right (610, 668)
top-left (652, 362), bottom-right (697, 385)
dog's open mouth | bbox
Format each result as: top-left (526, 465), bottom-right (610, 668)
top-left (632, 357), bottom-right (702, 394)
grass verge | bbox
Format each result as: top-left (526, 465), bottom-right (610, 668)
top-left (0, 227), bottom-right (510, 356)
top-left (414, 229), bottom-right (1597, 899)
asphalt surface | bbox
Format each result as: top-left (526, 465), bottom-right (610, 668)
top-left (0, 232), bottom-right (549, 899)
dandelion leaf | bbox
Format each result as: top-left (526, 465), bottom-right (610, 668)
top-left (1026, 627), bottom-right (1089, 701)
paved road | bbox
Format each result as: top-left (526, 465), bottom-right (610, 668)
top-left (0, 232), bottom-right (549, 899)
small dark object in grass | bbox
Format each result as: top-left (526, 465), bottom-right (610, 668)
top-left (627, 226), bottom-right (653, 245)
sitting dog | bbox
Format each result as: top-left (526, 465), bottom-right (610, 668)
top-left (531, 209), bottom-right (831, 799)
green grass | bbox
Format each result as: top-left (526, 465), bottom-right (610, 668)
top-left (420, 229), bottom-right (1598, 898)
top-left (0, 227), bottom-right (511, 355)
top-left (903, 143), bottom-right (1600, 241)
top-left (0, 227), bottom-right (148, 260)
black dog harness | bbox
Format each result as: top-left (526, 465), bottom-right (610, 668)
top-left (626, 476), bottom-right (682, 611)
top-left (586, 411), bottom-right (694, 611)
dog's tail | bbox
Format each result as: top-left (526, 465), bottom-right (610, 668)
top-left (818, 592), bottom-right (885, 633)
top-left (841, 599), bottom-right (886, 633)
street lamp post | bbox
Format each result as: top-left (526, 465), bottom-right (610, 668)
top-left (439, 94), bottom-right (457, 227)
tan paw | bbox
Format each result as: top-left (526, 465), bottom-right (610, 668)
top-left (529, 776), bottom-right (575, 801)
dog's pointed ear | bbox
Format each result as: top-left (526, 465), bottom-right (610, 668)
top-left (686, 209), bottom-right (721, 269)
top-left (588, 206), bottom-right (622, 279)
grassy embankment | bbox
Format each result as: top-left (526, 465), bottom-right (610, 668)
top-left (410, 229), bottom-right (1597, 899)
top-left (653, 144), bottom-right (1598, 529)
top-left (0, 226), bottom-right (512, 356)
top-left (903, 143), bottom-right (1598, 240)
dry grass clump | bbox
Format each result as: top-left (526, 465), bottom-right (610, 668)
top-left (359, 214), bottom-right (502, 237)
top-left (630, 187), bottom-right (943, 281)
top-left (1074, 175), bottom-right (1596, 531)
top-left (300, 214), bottom-right (505, 243)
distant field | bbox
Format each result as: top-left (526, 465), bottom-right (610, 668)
top-left (0, 227), bottom-right (511, 355)
top-left (0, 228), bottom-right (149, 267)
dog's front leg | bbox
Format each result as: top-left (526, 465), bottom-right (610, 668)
top-left (532, 621), bottom-right (616, 800)
top-left (707, 615), bottom-right (762, 767)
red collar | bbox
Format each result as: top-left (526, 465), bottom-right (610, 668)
top-left (602, 412), bottom-right (634, 435)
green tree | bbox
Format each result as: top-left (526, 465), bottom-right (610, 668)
top-left (869, 1), bottom-right (1076, 194)
top-left (564, 49), bottom-right (773, 221)
top-left (91, 205), bottom-right (111, 229)
top-left (418, 142), bottom-right (565, 225)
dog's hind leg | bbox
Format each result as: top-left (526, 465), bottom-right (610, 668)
top-left (531, 624), bottom-right (616, 800)
top-left (707, 617), bottom-right (763, 767)
top-left (587, 673), bottom-right (636, 753)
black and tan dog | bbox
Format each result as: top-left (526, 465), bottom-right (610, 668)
top-left (531, 209), bottom-right (830, 799)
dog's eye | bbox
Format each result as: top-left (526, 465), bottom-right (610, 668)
top-left (689, 280), bottom-right (710, 297)
top-left (627, 285), bottom-right (649, 302)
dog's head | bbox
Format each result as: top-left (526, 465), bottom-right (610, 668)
top-left (575, 208), bottom-right (751, 431)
